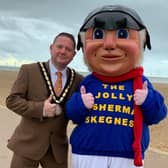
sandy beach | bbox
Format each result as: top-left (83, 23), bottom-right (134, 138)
top-left (0, 70), bottom-right (168, 168)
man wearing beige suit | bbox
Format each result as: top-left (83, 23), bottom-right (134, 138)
top-left (6, 32), bottom-right (83, 168)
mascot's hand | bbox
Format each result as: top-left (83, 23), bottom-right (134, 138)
top-left (134, 81), bottom-right (148, 105)
top-left (80, 85), bottom-right (94, 109)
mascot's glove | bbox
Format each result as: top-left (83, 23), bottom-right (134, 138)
top-left (134, 81), bottom-right (148, 105)
top-left (80, 85), bottom-right (94, 109)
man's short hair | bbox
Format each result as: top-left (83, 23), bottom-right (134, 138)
top-left (54, 32), bottom-right (76, 49)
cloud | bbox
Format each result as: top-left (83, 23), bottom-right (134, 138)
top-left (0, 55), bottom-right (33, 67)
top-left (0, 15), bottom-right (76, 62)
top-left (0, 1), bottom-right (167, 77)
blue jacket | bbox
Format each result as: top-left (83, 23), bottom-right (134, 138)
top-left (66, 74), bottom-right (167, 159)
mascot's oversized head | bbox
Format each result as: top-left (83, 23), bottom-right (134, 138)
top-left (77, 5), bottom-right (151, 76)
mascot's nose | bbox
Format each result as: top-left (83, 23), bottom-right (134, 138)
top-left (103, 33), bottom-right (116, 50)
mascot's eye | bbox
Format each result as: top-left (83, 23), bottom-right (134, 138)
top-left (117, 29), bottom-right (129, 39)
top-left (93, 28), bottom-right (104, 39)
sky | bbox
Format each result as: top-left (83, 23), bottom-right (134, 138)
top-left (0, 0), bottom-right (168, 77)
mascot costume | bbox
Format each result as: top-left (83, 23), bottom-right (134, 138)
top-left (66, 5), bottom-right (167, 168)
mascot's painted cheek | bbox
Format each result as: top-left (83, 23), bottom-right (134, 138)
top-left (84, 41), bottom-right (103, 73)
top-left (118, 39), bottom-right (140, 62)
top-left (119, 31), bottom-right (141, 57)
top-left (85, 40), bottom-right (102, 57)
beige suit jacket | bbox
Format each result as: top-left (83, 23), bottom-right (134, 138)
top-left (6, 61), bottom-right (83, 164)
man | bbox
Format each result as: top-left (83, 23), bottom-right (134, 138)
top-left (6, 32), bottom-right (83, 168)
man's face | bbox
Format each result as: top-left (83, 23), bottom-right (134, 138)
top-left (83, 28), bottom-right (141, 76)
top-left (50, 36), bottom-right (75, 69)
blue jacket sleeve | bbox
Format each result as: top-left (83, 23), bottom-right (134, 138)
top-left (141, 80), bottom-right (167, 125)
top-left (66, 92), bottom-right (89, 124)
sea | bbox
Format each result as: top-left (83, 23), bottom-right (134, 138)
top-left (0, 65), bottom-right (168, 84)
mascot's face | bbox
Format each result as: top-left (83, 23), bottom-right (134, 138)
top-left (83, 27), bottom-right (141, 76)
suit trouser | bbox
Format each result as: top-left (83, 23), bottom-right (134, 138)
top-left (10, 146), bottom-right (67, 168)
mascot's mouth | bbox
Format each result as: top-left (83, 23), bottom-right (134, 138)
top-left (101, 54), bottom-right (124, 61)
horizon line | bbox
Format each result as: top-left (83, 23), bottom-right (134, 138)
top-left (0, 65), bottom-right (168, 83)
